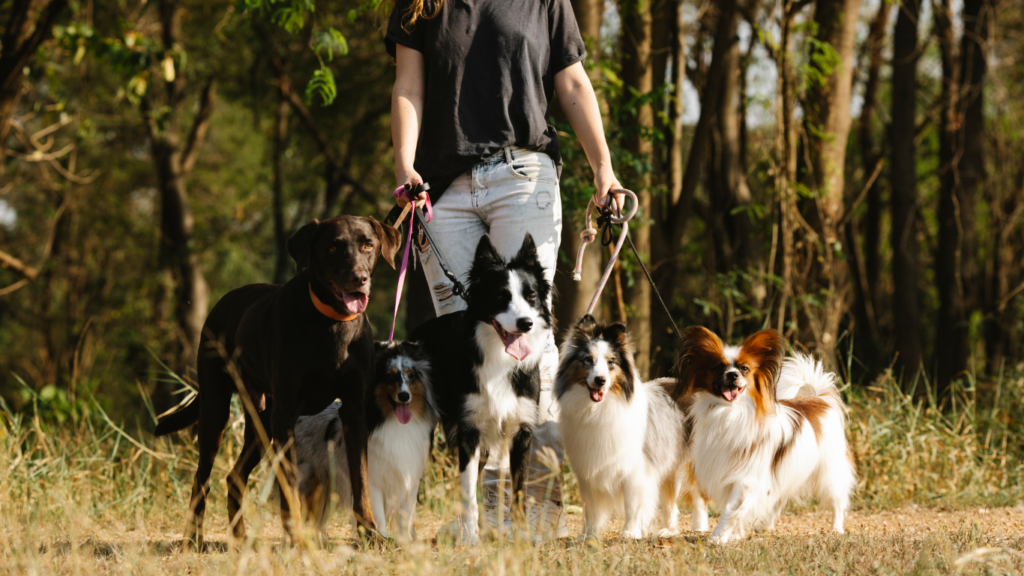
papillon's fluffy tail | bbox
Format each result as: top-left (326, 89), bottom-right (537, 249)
top-left (776, 354), bottom-right (839, 401)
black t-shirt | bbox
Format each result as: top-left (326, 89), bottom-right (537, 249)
top-left (385, 0), bottom-right (586, 201)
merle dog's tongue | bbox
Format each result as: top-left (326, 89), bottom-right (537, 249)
top-left (341, 292), bottom-right (368, 315)
top-left (395, 404), bottom-right (412, 424)
top-left (493, 321), bottom-right (533, 361)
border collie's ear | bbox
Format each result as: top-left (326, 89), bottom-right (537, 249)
top-left (511, 233), bottom-right (539, 268)
top-left (472, 235), bottom-right (504, 272)
top-left (366, 216), bottom-right (402, 270)
top-left (288, 219), bottom-right (320, 271)
top-left (742, 329), bottom-right (784, 383)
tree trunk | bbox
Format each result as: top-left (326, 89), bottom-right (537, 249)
top-left (148, 0), bottom-right (212, 409)
top-left (850, 0), bottom-right (891, 371)
top-left (554, 0), bottom-right (604, 342)
top-left (619, 0), bottom-right (653, 379)
top-left (889, 0), bottom-right (923, 383)
top-left (272, 87), bottom-right (291, 284)
top-left (936, 0), bottom-right (988, 391)
top-left (800, 0), bottom-right (862, 363)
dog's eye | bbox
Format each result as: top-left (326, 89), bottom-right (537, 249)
top-left (524, 290), bottom-right (536, 302)
top-left (607, 356), bottom-right (617, 366)
top-left (739, 365), bottom-right (749, 373)
top-left (361, 241), bottom-right (373, 251)
top-left (328, 246), bottom-right (337, 253)
top-left (581, 356), bottom-right (593, 366)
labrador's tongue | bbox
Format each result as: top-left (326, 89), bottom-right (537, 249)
top-left (341, 292), bottom-right (368, 315)
top-left (395, 404), bottom-right (412, 425)
top-left (723, 386), bottom-right (742, 402)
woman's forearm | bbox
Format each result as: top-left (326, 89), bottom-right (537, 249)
top-left (555, 64), bottom-right (613, 174)
top-left (392, 45), bottom-right (426, 184)
top-left (554, 62), bottom-right (621, 203)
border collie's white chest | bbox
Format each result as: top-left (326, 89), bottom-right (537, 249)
top-left (464, 323), bottom-right (546, 452)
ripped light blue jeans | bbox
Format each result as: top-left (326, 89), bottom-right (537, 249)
top-left (417, 145), bottom-right (566, 536)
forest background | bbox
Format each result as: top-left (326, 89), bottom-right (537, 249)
top-left (0, 0), bottom-right (1021, 425)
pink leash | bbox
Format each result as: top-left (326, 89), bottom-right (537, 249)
top-left (389, 183), bottom-right (432, 342)
top-left (571, 189), bottom-right (638, 315)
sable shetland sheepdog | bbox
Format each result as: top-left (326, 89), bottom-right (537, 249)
top-left (292, 341), bottom-right (437, 541)
top-left (410, 234), bottom-right (551, 545)
top-left (674, 326), bottom-right (856, 544)
top-left (556, 315), bottom-right (706, 540)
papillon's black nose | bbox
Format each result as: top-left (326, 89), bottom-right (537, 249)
top-left (726, 372), bottom-right (738, 382)
top-left (593, 376), bottom-right (606, 387)
top-left (516, 318), bottom-right (534, 332)
top-left (397, 391), bottom-right (411, 403)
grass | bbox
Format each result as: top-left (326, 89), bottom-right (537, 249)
top-left (1, 366), bottom-right (1022, 574)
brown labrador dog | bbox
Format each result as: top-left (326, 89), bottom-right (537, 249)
top-left (154, 215), bottom-right (401, 548)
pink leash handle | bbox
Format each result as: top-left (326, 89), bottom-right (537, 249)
top-left (388, 183), bottom-right (432, 342)
top-left (571, 189), bottom-right (639, 316)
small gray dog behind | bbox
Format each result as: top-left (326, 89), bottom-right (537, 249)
top-left (293, 341), bottom-right (437, 541)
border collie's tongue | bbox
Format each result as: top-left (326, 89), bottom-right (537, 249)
top-left (492, 321), bottom-right (533, 361)
top-left (722, 385), bottom-right (743, 402)
top-left (341, 292), bottom-right (368, 315)
top-left (395, 403), bottom-right (412, 424)
top-left (589, 388), bottom-right (605, 402)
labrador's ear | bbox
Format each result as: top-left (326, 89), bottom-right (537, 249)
top-left (367, 216), bottom-right (402, 270)
top-left (288, 219), bottom-right (320, 271)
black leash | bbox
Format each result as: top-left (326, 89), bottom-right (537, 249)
top-left (593, 204), bottom-right (682, 341)
top-left (385, 184), bottom-right (468, 302)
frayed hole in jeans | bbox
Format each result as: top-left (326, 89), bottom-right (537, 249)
top-left (536, 190), bottom-right (551, 209)
top-left (433, 282), bottom-right (455, 307)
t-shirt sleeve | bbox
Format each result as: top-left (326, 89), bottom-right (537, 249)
top-left (548, 0), bottom-right (587, 73)
top-left (385, 0), bottom-right (426, 58)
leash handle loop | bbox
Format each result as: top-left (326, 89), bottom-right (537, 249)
top-left (388, 182), bottom-right (432, 341)
top-left (571, 189), bottom-right (638, 316)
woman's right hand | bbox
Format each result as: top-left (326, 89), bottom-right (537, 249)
top-left (396, 168), bottom-right (428, 208)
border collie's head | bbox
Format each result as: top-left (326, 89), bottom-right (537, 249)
top-left (673, 326), bottom-right (783, 416)
top-left (373, 340), bottom-right (437, 425)
top-left (466, 234), bottom-right (552, 361)
top-left (555, 315), bottom-right (637, 403)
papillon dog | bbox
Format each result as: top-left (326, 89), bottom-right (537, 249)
top-left (674, 326), bottom-right (855, 543)
top-left (410, 234), bottom-right (551, 545)
top-left (292, 340), bottom-right (437, 541)
top-left (556, 316), bottom-right (705, 540)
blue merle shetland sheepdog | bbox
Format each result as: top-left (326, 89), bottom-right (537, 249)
top-left (410, 233), bottom-right (552, 545)
top-left (556, 315), bottom-right (707, 540)
top-left (292, 340), bottom-right (437, 542)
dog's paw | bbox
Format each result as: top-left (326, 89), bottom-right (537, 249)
top-left (435, 517), bottom-right (479, 546)
top-left (620, 529), bottom-right (644, 541)
top-left (655, 527), bottom-right (680, 539)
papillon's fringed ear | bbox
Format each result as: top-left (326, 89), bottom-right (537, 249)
top-left (287, 219), bottom-right (320, 271)
top-left (742, 329), bottom-right (784, 384)
top-left (511, 233), bottom-right (539, 269)
top-left (672, 326), bottom-right (725, 400)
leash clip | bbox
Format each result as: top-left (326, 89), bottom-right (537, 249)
top-left (571, 189), bottom-right (638, 316)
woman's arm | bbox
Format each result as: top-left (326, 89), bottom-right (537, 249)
top-left (554, 61), bottom-right (623, 208)
top-left (392, 44), bottom-right (428, 206)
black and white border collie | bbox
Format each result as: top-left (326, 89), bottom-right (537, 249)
top-left (292, 341), bottom-right (437, 542)
top-left (556, 316), bottom-right (706, 540)
top-left (411, 234), bottom-right (551, 545)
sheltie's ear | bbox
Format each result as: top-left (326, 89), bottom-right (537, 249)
top-left (673, 326), bottom-right (725, 400)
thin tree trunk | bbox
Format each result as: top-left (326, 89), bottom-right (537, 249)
top-left (800, 0), bottom-right (862, 362)
top-left (889, 0), bottom-right (923, 383)
top-left (620, 0), bottom-right (653, 379)
top-left (554, 0), bottom-right (604, 341)
top-left (272, 88), bottom-right (291, 284)
top-left (853, 0), bottom-right (891, 362)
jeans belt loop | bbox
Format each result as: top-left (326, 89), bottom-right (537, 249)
top-left (502, 145), bottom-right (514, 166)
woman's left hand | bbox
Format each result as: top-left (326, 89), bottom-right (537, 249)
top-left (594, 167), bottom-right (625, 213)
